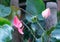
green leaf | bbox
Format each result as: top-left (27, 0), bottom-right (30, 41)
top-left (37, 14), bottom-right (44, 20)
top-left (26, 0), bottom-right (45, 15)
top-left (46, 27), bottom-right (55, 36)
top-left (26, 0), bottom-right (45, 22)
top-left (0, 0), bottom-right (10, 6)
top-left (41, 27), bottom-right (55, 42)
top-left (51, 29), bottom-right (60, 40)
top-left (0, 24), bottom-right (14, 42)
top-left (50, 21), bottom-right (60, 40)
top-left (0, 17), bottom-right (11, 26)
top-left (31, 23), bottom-right (43, 38)
top-left (0, 4), bottom-right (11, 17)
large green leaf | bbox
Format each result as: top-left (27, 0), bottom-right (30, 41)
top-left (26, 0), bottom-right (45, 15)
top-left (26, 0), bottom-right (45, 22)
top-left (0, 17), bottom-right (11, 26)
top-left (0, 24), bottom-right (14, 42)
top-left (0, 4), bottom-right (11, 17)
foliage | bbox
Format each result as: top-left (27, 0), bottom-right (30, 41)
top-left (26, 0), bottom-right (45, 22)
top-left (0, 0), bottom-right (10, 6)
top-left (23, 0), bottom-right (60, 42)
top-left (26, 0), bottom-right (45, 14)
top-left (0, 4), bottom-right (11, 17)
top-left (8, 6), bottom-right (21, 21)
top-left (0, 3), bottom-right (14, 42)
top-left (0, 24), bottom-right (13, 42)
top-left (41, 27), bottom-right (55, 42)
top-left (0, 0), bottom-right (60, 42)
top-left (0, 17), bottom-right (11, 26)
top-left (57, 11), bottom-right (60, 16)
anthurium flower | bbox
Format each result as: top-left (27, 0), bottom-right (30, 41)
top-left (13, 16), bottom-right (24, 34)
top-left (42, 8), bottom-right (51, 19)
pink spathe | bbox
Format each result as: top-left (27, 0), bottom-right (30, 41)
top-left (42, 8), bottom-right (51, 19)
top-left (13, 16), bottom-right (24, 34)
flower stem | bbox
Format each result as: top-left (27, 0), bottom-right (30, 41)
top-left (22, 21), bottom-right (36, 39)
top-left (37, 21), bottom-right (45, 32)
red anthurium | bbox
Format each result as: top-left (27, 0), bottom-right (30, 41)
top-left (13, 16), bottom-right (24, 34)
top-left (42, 8), bottom-right (51, 19)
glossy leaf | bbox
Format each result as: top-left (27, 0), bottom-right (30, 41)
top-left (46, 27), bottom-right (55, 36)
top-left (0, 17), bottom-right (11, 26)
top-left (26, 0), bottom-right (45, 15)
top-left (0, 4), bottom-right (11, 17)
top-left (51, 29), bottom-right (60, 40)
top-left (26, 0), bottom-right (45, 22)
top-left (0, 24), bottom-right (14, 42)
top-left (41, 27), bottom-right (55, 42)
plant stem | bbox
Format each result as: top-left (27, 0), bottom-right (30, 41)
top-left (22, 21), bottom-right (36, 39)
top-left (19, 8), bottom-right (33, 17)
top-left (19, 7), bottom-right (45, 37)
top-left (37, 21), bottom-right (45, 32)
